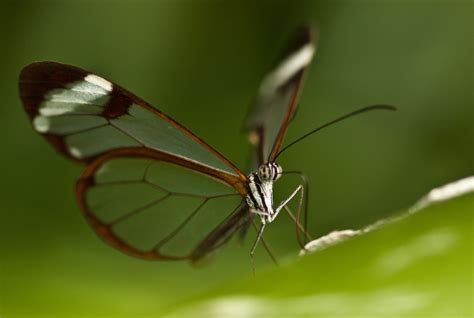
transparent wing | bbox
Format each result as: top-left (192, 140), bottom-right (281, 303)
top-left (245, 26), bottom-right (316, 165)
top-left (77, 151), bottom-right (248, 260)
top-left (19, 61), bottom-right (244, 178)
top-left (19, 61), bottom-right (250, 260)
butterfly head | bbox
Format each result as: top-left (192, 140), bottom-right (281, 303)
top-left (257, 162), bottom-right (282, 182)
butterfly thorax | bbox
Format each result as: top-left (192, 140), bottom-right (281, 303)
top-left (245, 162), bottom-right (282, 223)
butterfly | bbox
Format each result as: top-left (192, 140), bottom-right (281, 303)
top-left (19, 25), bottom-right (394, 264)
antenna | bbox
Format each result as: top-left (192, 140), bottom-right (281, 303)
top-left (274, 105), bottom-right (396, 160)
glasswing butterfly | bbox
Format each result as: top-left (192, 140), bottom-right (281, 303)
top-left (19, 26), bottom-right (394, 264)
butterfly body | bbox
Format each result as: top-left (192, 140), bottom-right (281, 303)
top-left (246, 162), bottom-right (282, 223)
top-left (20, 26), bottom-right (316, 263)
top-left (245, 162), bottom-right (304, 256)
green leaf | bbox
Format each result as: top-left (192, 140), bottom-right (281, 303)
top-left (163, 178), bottom-right (474, 318)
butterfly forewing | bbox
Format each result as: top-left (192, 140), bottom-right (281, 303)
top-left (19, 61), bottom-right (244, 178)
top-left (245, 26), bottom-right (316, 165)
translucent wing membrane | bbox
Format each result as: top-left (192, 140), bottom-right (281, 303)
top-left (19, 61), bottom-right (250, 261)
top-left (245, 26), bottom-right (316, 165)
top-left (78, 153), bottom-right (247, 261)
top-left (20, 61), bottom-right (244, 177)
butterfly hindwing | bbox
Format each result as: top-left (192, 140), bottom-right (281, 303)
top-left (77, 150), bottom-right (245, 260)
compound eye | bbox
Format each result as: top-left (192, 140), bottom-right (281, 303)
top-left (258, 165), bottom-right (271, 181)
top-left (273, 164), bottom-right (283, 180)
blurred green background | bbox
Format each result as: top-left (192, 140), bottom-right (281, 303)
top-left (0, 1), bottom-right (472, 317)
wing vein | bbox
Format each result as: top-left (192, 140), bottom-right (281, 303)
top-left (108, 120), bottom-right (147, 147)
top-left (153, 198), bottom-right (209, 251)
top-left (108, 193), bottom-right (171, 226)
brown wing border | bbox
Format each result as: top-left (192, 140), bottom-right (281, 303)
top-left (268, 25), bottom-right (316, 162)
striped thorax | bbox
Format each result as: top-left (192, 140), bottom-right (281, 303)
top-left (246, 162), bottom-right (283, 223)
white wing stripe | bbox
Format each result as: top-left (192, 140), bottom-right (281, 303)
top-left (85, 74), bottom-right (113, 92)
top-left (260, 43), bottom-right (315, 95)
top-left (38, 79), bottom-right (111, 116)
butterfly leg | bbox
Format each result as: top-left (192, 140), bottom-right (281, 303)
top-left (270, 185), bottom-right (303, 222)
top-left (280, 171), bottom-right (311, 245)
top-left (250, 220), bottom-right (267, 256)
top-left (283, 189), bottom-right (313, 250)
top-left (250, 209), bottom-right (271, 217)
top-left (249, 209), bottom-right (270, 261)
top-left (250, 220), bottom-right (267, 273)
top-left (284, 205), bottom-right (313, 249)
